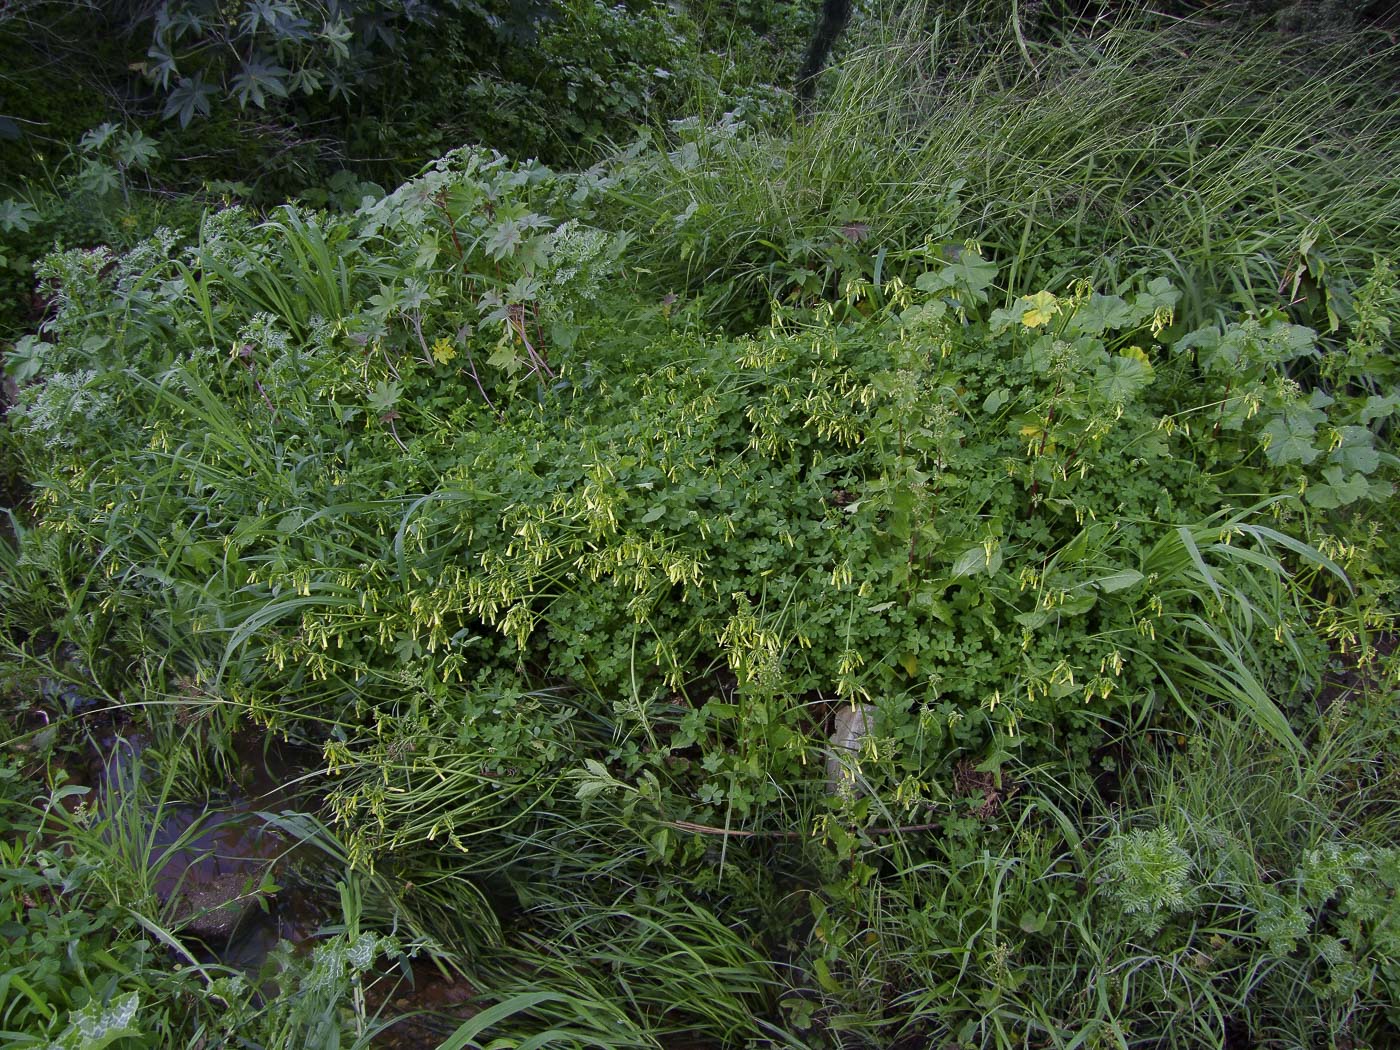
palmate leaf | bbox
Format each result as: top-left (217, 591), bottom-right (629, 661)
top-left (915, 249), bottom-right (997, 302)
top-left (485, 217), bottom-right (524, 259)
top-left (1261, 404), bottom-right (1326, 465)
top-left (1132, 275), bottom-right (1179, 317)
top-left (1020, 290), bottom-right (1060, 328)
top-left (1094, 352), bottom-right (1154, 404)
top-left (1067, 292), bottom-right (1135, 335)
top-left (240, 0), bottom-right (287, 37)
top-left (145, 45), bottom-right (179, 90)
top-left (320, 16), bottom-right (354, 61)
top-left (0, 197), bottom-right (39, 233)
top-left (1306, 466), bottom-right (1370, 509)
top-left (231, 57), bottom-right (290, 109)
top-left (488, 340), bottom-right (524, 376)
top-left (78, 122), bottom-right (118, 153)
top-left (242, 0), bottom-right (313, 42)
top-left (290, 66), bottom-right (322, 96)
top-left (1259, 319), bottom-right (1317, 364)
top-left (1329, 426), bottom-right (1380, 474)
top-left (325, 67), bottom-right (354, 102)
top-left (367, 281), bottom-right (403, 317)
top-left (162, 5), bottom-right (207, 39)
top-left (367, 380), bottom-right (401, 415)
top-left (1359, 393), bottom-right (1400, 424)
top-left (75, 159), bottom-right (120, 196)
top-left (115, 129), bottom-right (159, 170)
top-left (163, 76), bottom-right (216, 126)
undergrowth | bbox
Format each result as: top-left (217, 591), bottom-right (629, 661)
top-left (0, 5), bottom-right (1397, 1047)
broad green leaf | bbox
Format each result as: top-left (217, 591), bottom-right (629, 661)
top-left (916, 250), bottom-right (997, 302)
top-left (1261, 406), bottom-right (1325, 465)
top-left (1019, 909), bottom-right (1050, 934)
top-left (1306, 467), bottom-right (1370, 509)
top-left (1068, 293), bottom-right (1134, 335)
top-left (1133, 276), bottom-right (1179, 316)
top-left (1174, 324), bottom-right (1220, 354)
top-left (952, 546), bottom-right (988, 577)
top-left (952, 542), bottom-right (1000, 578)
top-left (947, 252), bottom-right (998, 297)
top-left (1261, 320), bottom-right (1317, 363)
top-left (901, 299), bottom-right (948, 328)
top-left (1329, 426), bottom-right (1379, 475)
top-left (1096, 568), bottom-right (1145, 593)
top-left (4, 335), bottom-right (49, 383)
top-left (1056, 592), bottom-right (1097, 616)
top-left (1094, 354), bottom-right (1153, 403)
top-left (986, 544), bottom-right (1004, 576)
top-left (1359, 393), bottom-right (1400, 424)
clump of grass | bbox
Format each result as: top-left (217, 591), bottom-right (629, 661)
top-left (759, 701), bottom-right (1400, 1048)
top-left (607, 3), bottom-right (1400, 330)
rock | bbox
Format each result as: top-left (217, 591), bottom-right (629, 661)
top-left (90, 735), bottom-right (288, 946)
top-left (825, 702), bottom-right (875, 796)
top-left (150, 804), bottom-right (279, 943)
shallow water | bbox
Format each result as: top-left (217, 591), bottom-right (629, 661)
top-left (70, 726), bottom-right (329, 957)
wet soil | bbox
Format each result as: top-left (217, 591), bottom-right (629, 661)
top-left (364, 961), bottom-right (477, 1048)
top-left (1315, 629), bottom-right (1397, 714)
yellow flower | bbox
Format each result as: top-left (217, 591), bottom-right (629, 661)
top-left (431, 337), bottom-right (457, 364)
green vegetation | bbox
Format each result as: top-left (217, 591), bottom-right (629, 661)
top-left (2, 1), bottom-right (1397, 1047)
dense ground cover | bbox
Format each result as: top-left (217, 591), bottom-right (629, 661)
top-left (1, 2), bottom-right (1398, 1048)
